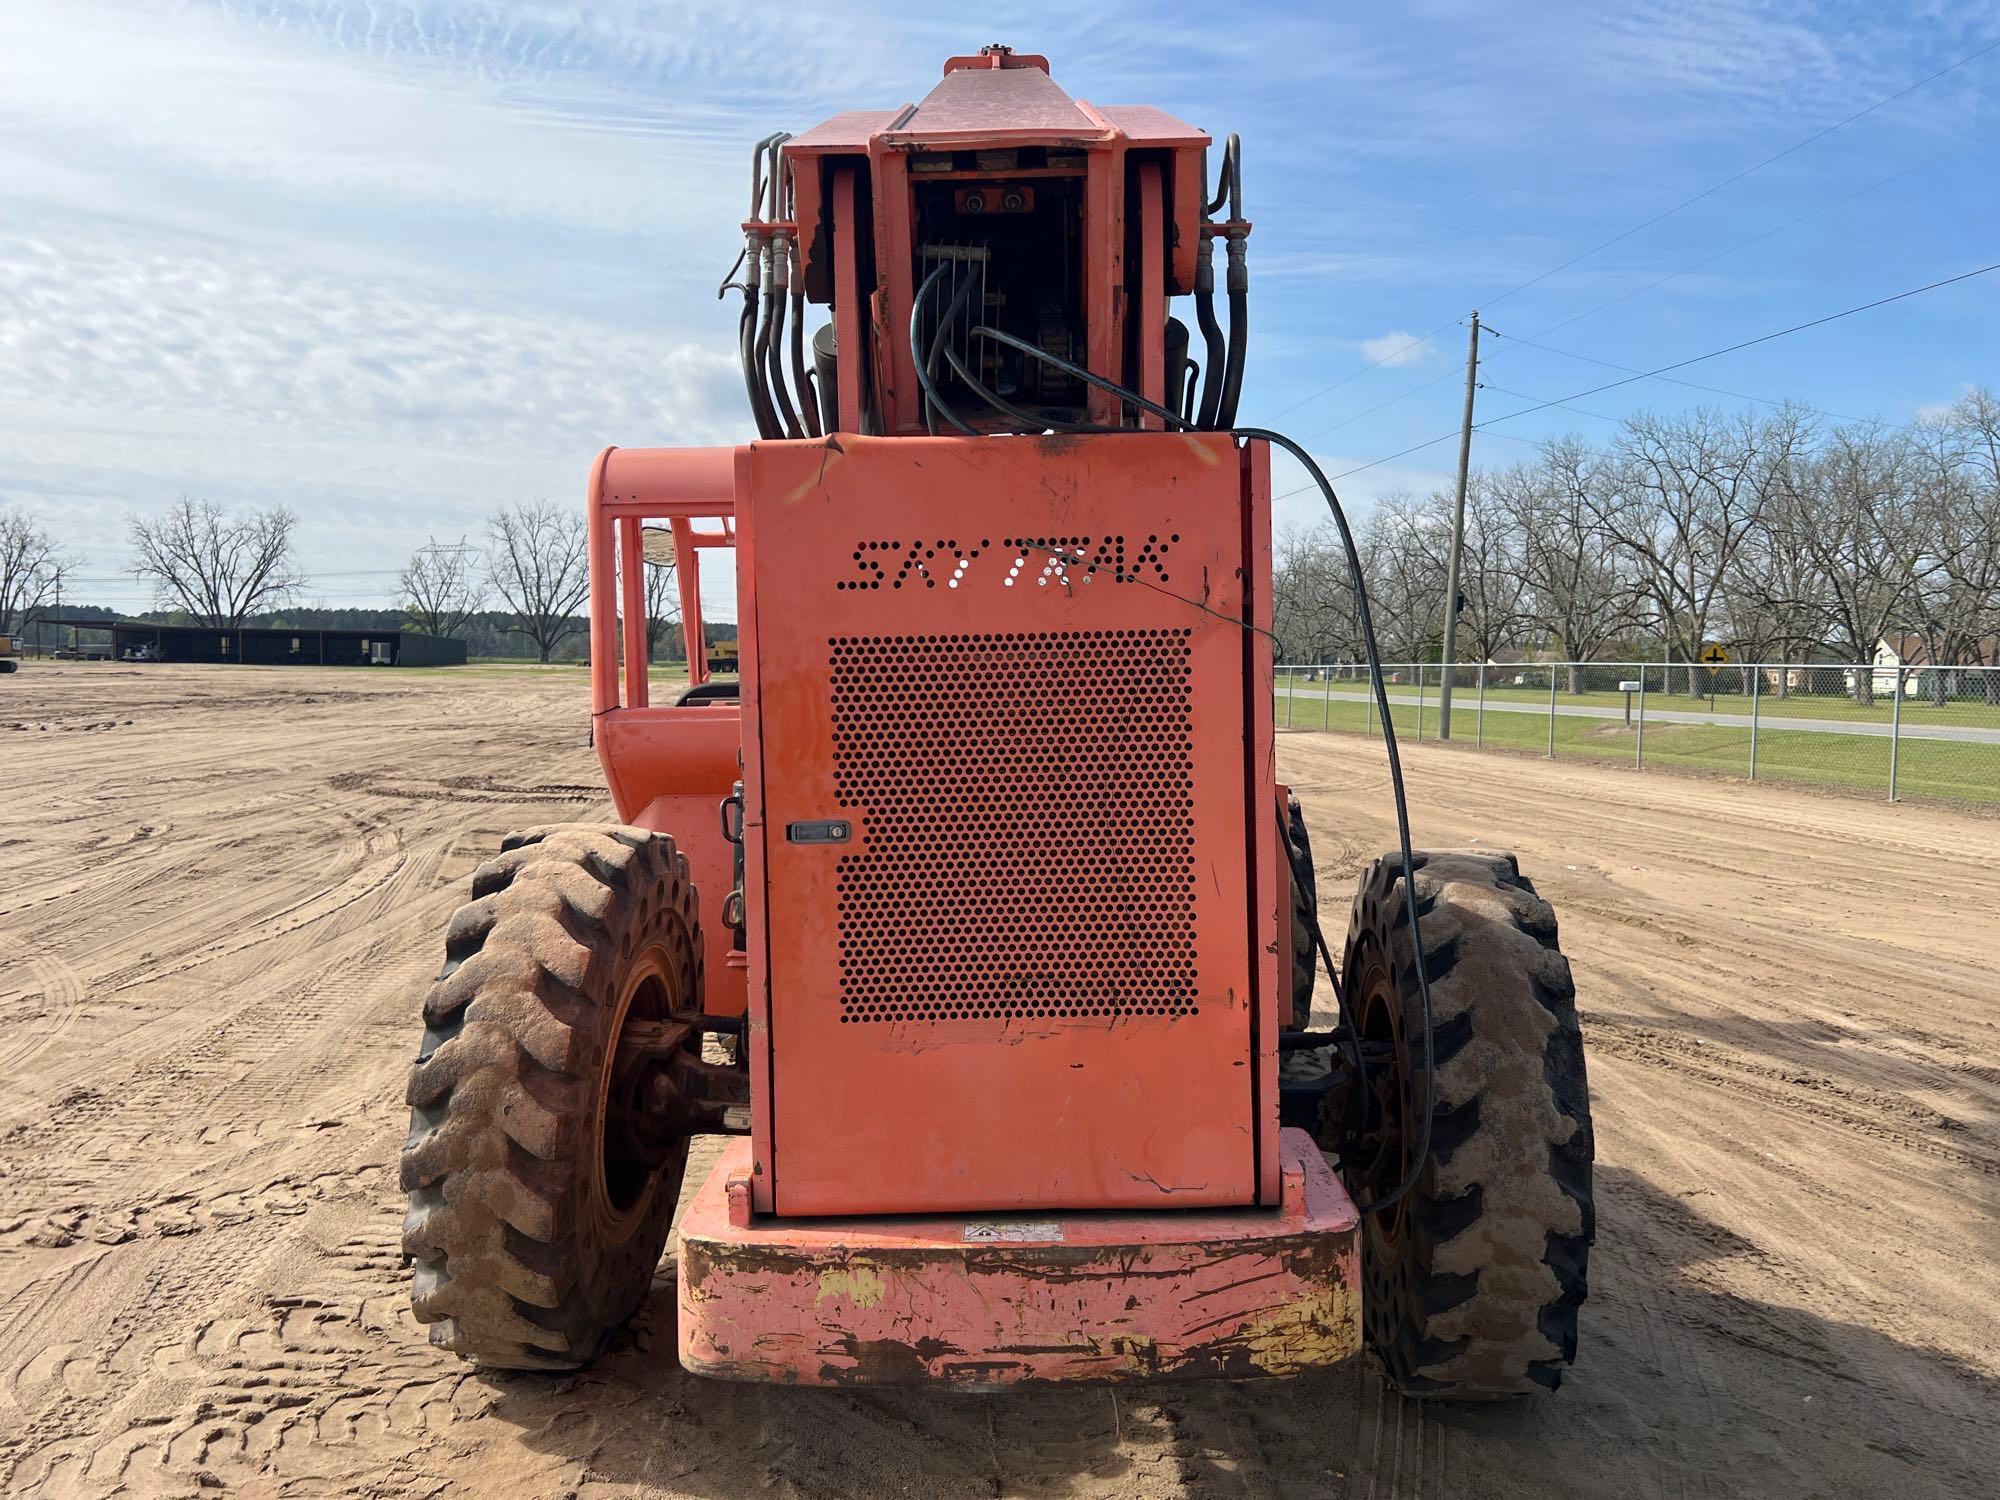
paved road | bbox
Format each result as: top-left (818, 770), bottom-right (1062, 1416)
top-left (1291, 688), bottom-right (2000, 746)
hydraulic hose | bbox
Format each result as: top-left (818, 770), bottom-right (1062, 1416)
top-left (942, 345), bottom-right (1046, 430)
top-left (1205, 133), bottom-right (1238, 216)
top-left (1193, 239), bottom-right (1226, 428)
top-left (763, 139), bottom-right (805, 437)
top-left (738, 294), bottom-right (770, 436)
top-left (750, 134), bottom-right (794, 439)
top-left (737, 133), bottom-right (785, 438)
top-left (789, 235), bottom-right (820, 436)
top-left (1215, 133), bottom-right (1249, 428)
top-left (765, 252), bottom-right (803, 437)
top-left (1218, 261), bottom-right (1249, 428)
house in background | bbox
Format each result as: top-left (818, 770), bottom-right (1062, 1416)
top-left (1855, 633), bottom-right (1999, 698)
top-left (1487, 645), bottom-right (1562, 687)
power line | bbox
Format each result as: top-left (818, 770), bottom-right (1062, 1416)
top-left (1482, 326), bottom-right (1869, 422)
top-left (1273, 430), bottom-right (1468, 499)
top-left (1478, 382), bottom-right (1627, 425)
top-left (1475, 259), bottom-right (2000, 429)
top-left (1477, 34), bottom-right (2000, 313)
top-left (1267, 316), bottom-right (1463, 421)
top-left (1272, 258), bottom-right (2000, 500)
top-left (1299, 367), bottom-right (1462, 442)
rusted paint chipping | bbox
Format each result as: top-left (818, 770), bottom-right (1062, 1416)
top-left (677, 1130), bottom-right (1360, 1388)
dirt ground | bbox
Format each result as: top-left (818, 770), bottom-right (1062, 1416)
top-left (1, 663), bottom-right (1994, 1499)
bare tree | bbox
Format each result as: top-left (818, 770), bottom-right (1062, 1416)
top-left (1272, 524), bottom-right (1362, 665)
top-left (644, 553), bottom-right (681, 661)
top-left (399, 537), bottom-right (485, 638)
top-left (1914, 388), bottom-right (2000, 703)
top-left (487, 499), bottom-right (590, 662)
top-left (1723, 445), bottom-right (1824, 700)
top-left (1360, 492), bottom-right (1448, 662)
top-left (0, 505), bottom-right (66, 635)
top-left (1427, 473), bottom-right (1528, 665)
top-left (129, 497), bottom-right (306, 628)
top-left (1494, 440), bottom-right (1640, 691)
top-left (1781, 425), bottom-right (1937, 704)
top-left (1594, 409), bottom-right (1798, 695)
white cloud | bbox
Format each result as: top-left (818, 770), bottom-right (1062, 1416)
top-left (0, 218), bottom-right (748, 589)
top-left (1355, 330), bottom-right (1441, 369)
top-left (1911, 384), bottom-right (1978, 423)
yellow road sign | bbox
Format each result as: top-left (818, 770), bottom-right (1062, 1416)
top-left (1700, 643), bottom-right (1730, 667)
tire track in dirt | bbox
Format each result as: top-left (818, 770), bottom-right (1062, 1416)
top-left (1584, 1016), bottom-right (1999, 1178)
top-left (0, 954), bottom-right (85, 1095)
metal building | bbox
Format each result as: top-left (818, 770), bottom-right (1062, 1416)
top-left (64, 618), bottom-right (468, 667)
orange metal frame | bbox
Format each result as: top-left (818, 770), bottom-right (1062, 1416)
top-left (587, 446), bottom-right (747, 1019)
top-left (590, 433), bottom-right (1283, 1217)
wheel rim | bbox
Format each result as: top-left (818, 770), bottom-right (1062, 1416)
top-left (1351, 936), bottom-right (1416, 1254)
top-left (594, 943), bottom-right (683, 1243)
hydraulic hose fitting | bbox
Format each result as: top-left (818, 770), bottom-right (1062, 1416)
top-left (1225, 232), bottom-right (1248, 296)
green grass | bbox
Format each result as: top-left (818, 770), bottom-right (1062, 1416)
top-left (1273, 673), bottom-right (2000, 731)
top-left (1289, 696), bottom-right (2000, 807)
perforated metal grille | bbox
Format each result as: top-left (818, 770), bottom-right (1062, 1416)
top-left (829, 630), bottom-right (1198, 1024)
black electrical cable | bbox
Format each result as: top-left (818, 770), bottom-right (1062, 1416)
top-left (926, 267), bottom-right (983, 424)
top-left (1278, 806), bottom-right (1365, 1135)
top-left (911, 263), bottom-right (978, 435)
top-left (940, 342), bottom-right (1080, 433)
top-left (1241, 425), bottom-right (1434, 1216)
top-left (963, 321), bottom-right (1438, 1217)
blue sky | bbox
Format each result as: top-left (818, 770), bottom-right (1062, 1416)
top-left (3, 1), bottom-right (1996, 618)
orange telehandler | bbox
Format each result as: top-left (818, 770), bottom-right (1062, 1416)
top-left (401, 47), bottom-right (1593, 1397)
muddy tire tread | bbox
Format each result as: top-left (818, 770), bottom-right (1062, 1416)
top-left (1345, 849), bottom-right (1595, 1399)
top-left (399, 823), bottom-right (698, 1371)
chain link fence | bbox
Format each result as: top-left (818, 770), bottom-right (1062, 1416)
top-left (1274, 661), bottom-right (2000, 806)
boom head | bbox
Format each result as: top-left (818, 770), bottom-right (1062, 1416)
top-left (736, 45), bottom-right (1249, 438)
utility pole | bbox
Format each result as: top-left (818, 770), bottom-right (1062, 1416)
top-left (1437, 310), bottom-right (1480, 739)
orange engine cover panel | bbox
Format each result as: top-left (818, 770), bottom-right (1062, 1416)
top-left (742, 433), bottom-right (1265, 1216)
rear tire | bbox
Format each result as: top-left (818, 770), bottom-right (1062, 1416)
top-left (1336, 850), bottom-right (1594, 1398)
top-left (400, 824), bottom-right (701, 1370)
top-left (1285, 795), bottom-right (1318, 1023)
